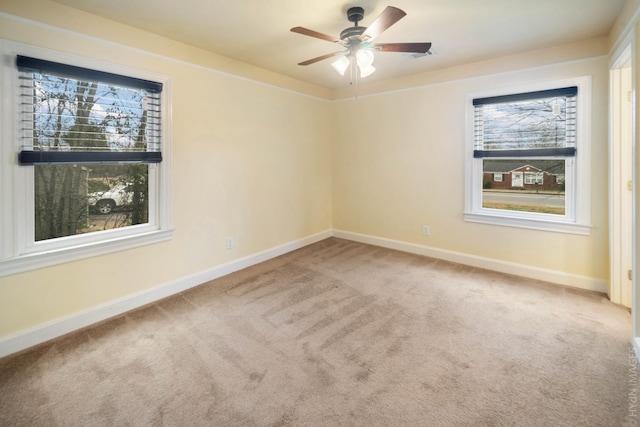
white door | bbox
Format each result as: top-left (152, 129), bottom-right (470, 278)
top-left (512, 172), bottom-right (523, 187)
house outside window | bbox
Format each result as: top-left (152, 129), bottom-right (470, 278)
top-left (464, 77), bottom-right (591, 234)
top-left (0, 42), bottom-right (173, 276)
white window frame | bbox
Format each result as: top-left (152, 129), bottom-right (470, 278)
top-left (0, 41), bottom-right (173, 277)
top-left (493, 173), bottom-right (503, 182)
top-left (464, 76), bottom-right (591, 235)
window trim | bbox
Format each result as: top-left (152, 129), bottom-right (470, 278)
top-left (464, 76), bottom-right (591, 235)
top-left (0, 40), bottom-right (173, 277)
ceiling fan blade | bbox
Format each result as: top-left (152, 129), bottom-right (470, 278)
top-left (373, 42), bottom-right (432, 54)
top-left (291, 27), bottom-right (345, 45)
top-left (298, 51), bottom-right (346, 66)
top-left (359, 6), bottom-right (406, 42)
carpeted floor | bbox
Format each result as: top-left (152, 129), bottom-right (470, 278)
top-left (0, 238), bottom-right (634, 426)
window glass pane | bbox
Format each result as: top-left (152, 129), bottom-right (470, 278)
top-left (34, 163), bottom-right (148, 241)
top-left (482, 159), bottom-right (565, 215)
top-left (475, 93), bottom-right (576, 152)
top-left (22, 72), bottom-right (160, 153)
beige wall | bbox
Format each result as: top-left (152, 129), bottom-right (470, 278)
top-left (332, 57), bottom-right (610, 279)
top-left (0, 0), bottom-right (630, 342)
top-left (0, 5), bottom-right (332, 337)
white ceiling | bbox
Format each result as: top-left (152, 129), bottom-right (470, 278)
top-left (50, 0), bottom-right (627, 90)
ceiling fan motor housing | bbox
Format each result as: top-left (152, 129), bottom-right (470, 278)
top-left (341, 6), bottom-right (366, 42)
top-left (340, 26), bottom-right (366, 41)
top-left (347, 7), bottom-right (364, 23)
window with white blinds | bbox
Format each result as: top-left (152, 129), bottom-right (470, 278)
top-left (464, 78), bottom-right (591, 235)
top-left (473, 86), bottom-right (577, 158)
top-left (0, 42), bottom-right (173, 276)
top-left (16, 55), bottom-right (163, 164)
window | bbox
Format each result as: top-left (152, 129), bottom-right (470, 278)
top-left (464, 77), bottom-right (591, 234)
top-left (524, 171), bottom-right (543, 185)
top-left (0, 43), bottom-right (172, 276)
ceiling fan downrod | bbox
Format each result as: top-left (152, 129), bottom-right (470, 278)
top-left (347, 6), bottom-right (364, 25)
top-left (340, 7), bottom-right (367, 41)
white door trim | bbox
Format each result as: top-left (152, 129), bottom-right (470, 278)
top-left (610, 43), bottom-right (634, 308)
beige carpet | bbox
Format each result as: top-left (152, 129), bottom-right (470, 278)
top-left (0, 238), bottom-right (634, 426)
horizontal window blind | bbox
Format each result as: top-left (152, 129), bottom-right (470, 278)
top-left (17, 55), bottom-right (162, 165)
top-left (473, 86), bottom-right (577, 158)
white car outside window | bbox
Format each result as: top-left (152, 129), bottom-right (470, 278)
top-left (88, 184), bottom-right (133, 214)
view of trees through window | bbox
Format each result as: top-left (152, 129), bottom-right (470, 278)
top-left (25, 72), bottom-right (152, 241)
top-left (478, 95), bottom-right (572, 151)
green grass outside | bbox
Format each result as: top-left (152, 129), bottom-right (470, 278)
top-left (482, 201), bottom-right (565, 215)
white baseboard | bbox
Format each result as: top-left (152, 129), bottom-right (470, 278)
top-left (0, 230), bottom-right (332, 359)
top-left (332, 229), bottom-right (608, 294)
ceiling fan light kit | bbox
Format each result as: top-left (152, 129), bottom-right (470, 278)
top-left (330, 48), bottom-right (376, 78)
top-left (355, 49), bottom-right (376, 77)
top-left (291, 5), bottom-right (431, 79)
top-left (331, 55), bottom-right (350, 76)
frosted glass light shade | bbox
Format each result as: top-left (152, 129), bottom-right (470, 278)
top-left (331, 56), bottom-right (350, 76)
top-left (359, 63), bottom-right (375, 78)
top-left (356, 49), bottom-right (374, 66)
top-left (356, 49), bottom-right (375, 78)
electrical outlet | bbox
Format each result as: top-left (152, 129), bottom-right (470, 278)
top-left (226, 237), bottom-right (234, 250)
top-left (422, 225), bottom-right (430, 236)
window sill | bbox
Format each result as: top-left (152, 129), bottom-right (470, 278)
top-left (0, 228), bottom-right (174, 277)
top-left (464, 212), bottom-right (591, 235)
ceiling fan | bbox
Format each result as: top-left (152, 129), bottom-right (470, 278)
top-left (291, 6), bottom-right (431, 78)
